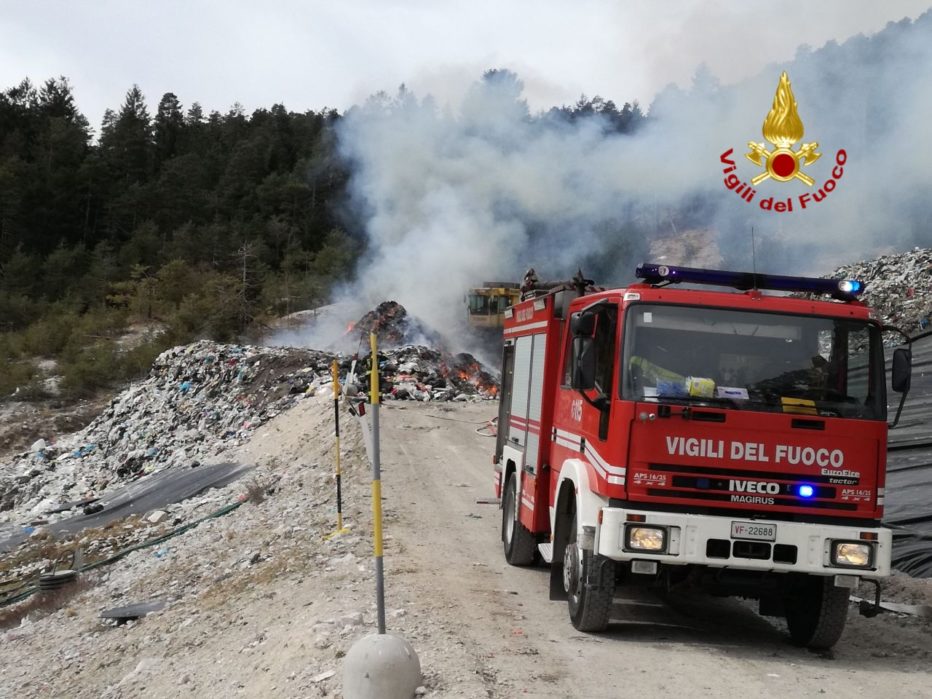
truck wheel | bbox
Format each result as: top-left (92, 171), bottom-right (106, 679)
top-left (502, 473), bottom-right (536, 566)
top-left (784, 576), bottom-right (850, 650)
top-left (564, 511), bottom-right (614, 631)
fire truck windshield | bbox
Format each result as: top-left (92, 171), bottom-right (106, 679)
top-left (621, 303), bottom-right (885, 420)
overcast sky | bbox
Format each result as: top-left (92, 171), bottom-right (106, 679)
top-left (2, 0), bottom-right (930, 131)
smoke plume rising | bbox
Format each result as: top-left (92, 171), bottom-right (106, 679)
top-left (321, 12), bottom-right (932, 354)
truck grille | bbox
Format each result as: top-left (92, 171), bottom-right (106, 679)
top-left (705, 538), bottom-right (798, 564)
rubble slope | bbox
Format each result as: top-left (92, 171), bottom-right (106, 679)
top-left (832, 247), bottom-right (932, 333)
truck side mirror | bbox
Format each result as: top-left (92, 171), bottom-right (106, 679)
top-left (571, 311), bottom-right (595, 338)
top-left (892, 348), bottom-right (911, 393)
top-left (571, 336), bottom-right (596, 389)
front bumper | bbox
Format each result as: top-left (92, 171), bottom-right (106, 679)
top-left (597, 508), bottom-right (891, 578)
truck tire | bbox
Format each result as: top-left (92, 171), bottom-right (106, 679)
top-left (502, 473), bottom-right (536, 566)
top-left (564, 511), bottom-right (614, 631)
top-left (784, 576), bottom-right (850, 650)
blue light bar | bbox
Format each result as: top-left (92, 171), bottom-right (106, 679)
top-left (798, 484), bottom-right (815, 499)
top-left (635, 263), bottom-right (865, 301)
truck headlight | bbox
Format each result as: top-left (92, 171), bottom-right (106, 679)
top-left (626, 525), bottom-right (666, 552)
top-left (832, 541), bottom-right (873, 568)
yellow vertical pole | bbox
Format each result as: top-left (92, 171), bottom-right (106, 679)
top-left (369, 332), bottom-right (386, 633)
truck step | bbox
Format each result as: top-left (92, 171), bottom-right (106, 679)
top-left (538, 543), bottom-right (553, 563)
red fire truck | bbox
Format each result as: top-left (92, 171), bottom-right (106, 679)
top-left (494, 264), bottom-right (912, 649)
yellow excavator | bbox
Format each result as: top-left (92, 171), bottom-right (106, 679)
top-left (465, 282), bottom-right (522, 329)
top-left (465, 270), bottom-right (594, 329)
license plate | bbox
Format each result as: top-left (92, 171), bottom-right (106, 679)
top-left (731, 521), bottom-right (776, 541)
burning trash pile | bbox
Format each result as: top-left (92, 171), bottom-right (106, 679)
top-left (345, 300), bottom-right (443, 349)
top-left (374, 346), bottom-right (499, 402)
top-left (831, 247), bottom-right (932, 333)
top-left (343, 301), bottom-right (499, 400)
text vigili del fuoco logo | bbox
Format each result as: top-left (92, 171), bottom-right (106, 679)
top-left (720, 71), bottom-right (846, 213)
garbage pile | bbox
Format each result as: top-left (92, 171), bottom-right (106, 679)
top-left (0, 341), bottom-right (331, 521)
top-left (347, 300), bottom-right (443, 349)
top-left (0, 337), bottom-right (499, 525)
top-left (831, 247), bottom-right (932, 333)
top-left (376, 346), bottom-right (499, 402)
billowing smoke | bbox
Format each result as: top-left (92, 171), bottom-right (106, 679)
top-left (322, 12), bottom-right (932, 353)
top-left (333, 75), bottom-right (667, 351)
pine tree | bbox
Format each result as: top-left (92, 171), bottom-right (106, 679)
top-left (109, 84), bottom-right (153, 184)
top-left (154, 92), bottom-right (184, 164)
top-left (99, 86), bottom-right (154, 238)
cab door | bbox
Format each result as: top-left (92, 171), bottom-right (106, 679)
top-left (574, 304), bottom-right (617, 443)
top-left (558, 303), bottom-right (625, 495)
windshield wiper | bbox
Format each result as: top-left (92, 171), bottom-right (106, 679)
top-left (655, 394), bottom-right (744, 410)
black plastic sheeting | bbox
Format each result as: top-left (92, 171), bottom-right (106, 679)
top-left (0, 461), bottom-right (252, 554)
top-left (100, 599), bottom-right (166, 621)
top-left (886, 335), bottom-right (932, 577)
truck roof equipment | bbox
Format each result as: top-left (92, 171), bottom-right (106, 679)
top-left (634, 262), bottom-right (865, 301)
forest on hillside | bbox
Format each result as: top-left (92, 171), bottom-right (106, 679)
top-left (0, 78), bottom-right (358, 397)
top-left (0, 75), bottom-right (645, 398)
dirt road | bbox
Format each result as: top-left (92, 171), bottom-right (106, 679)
top-left (378, 401), bottom-right (932, 698)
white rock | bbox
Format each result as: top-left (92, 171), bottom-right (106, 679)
top-left (340, 612), bottom-right (364, 627)
top-left (146, 510), bottom-right (169, 525)
top-left (311, 669), bottom-right (336, 683)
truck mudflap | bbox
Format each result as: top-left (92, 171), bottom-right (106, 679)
top-left (596, 508), bottom-right (891, 578)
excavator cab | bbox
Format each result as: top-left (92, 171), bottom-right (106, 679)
top-left (465, 283), bottom-right (521, 329)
